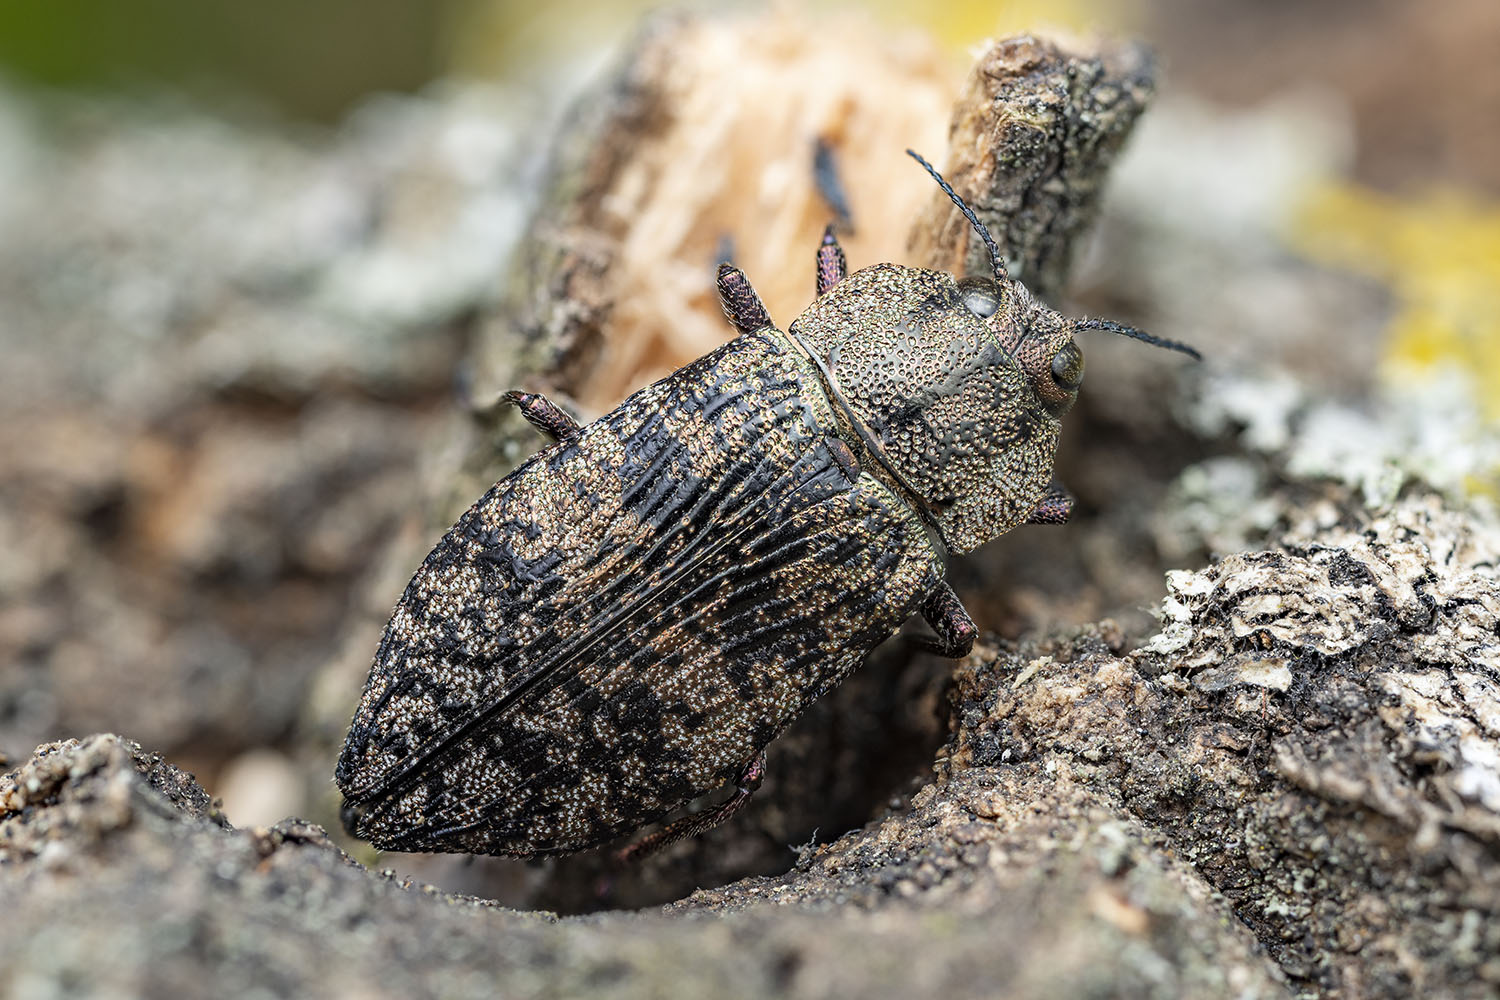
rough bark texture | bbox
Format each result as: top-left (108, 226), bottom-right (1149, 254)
top-left (908, 35), bottom-right (1156, 302)
top-left (1, 728), bottom-right (1290, 1000)
top-left (7, 492), bottom-right (1498, 997)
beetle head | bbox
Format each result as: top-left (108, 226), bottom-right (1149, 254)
top-left (788, 259), bottom-right (1063, 554)
top-left (903, 149), bottom-right (1198, 419)
top-left (781, 152), bottom-right (1197, 555)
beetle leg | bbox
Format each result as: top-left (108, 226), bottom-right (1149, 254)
top-left (614, 751), bottom-right (767, 864)
top-left (816, 224), bottom-right (848, 296)
top-left (716, 263), bottom-right (774, 334)
top-left (1026, 483), bottom-right (1074, 525)
top-left (502, 390), bottom-right (582, 442)
top-left (912, 581), bottom-right (978, 658)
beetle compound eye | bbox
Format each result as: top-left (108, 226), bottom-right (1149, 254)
top-left (1051, 342), bottom-right (1084, 391)
top-left (956, 276), bottom-right (1001, 318)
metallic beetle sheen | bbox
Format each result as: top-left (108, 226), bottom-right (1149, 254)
top-left (335, 152), bottom-right (1198, 859)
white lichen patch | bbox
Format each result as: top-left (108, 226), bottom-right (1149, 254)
top-left (1379, 671), bottom-right (1500, 815)
top-left (1145, 491), bottom-right (1500, 846)
top-left (1157, 457), bottom-right (1286, 562)
top-left (1145, 570), bottom-right (1211, 655)
top-left (1186, 372), bottom-right (1305, 456)
top-left (1182, 369), bottom-right (1500, 513)
top-left (1197, 654), bottom-right (1292, 693)
top-left (1149, 493), bottom-right (1500, 679)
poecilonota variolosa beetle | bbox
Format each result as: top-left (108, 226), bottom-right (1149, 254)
top-left (336, 151), bottom-right (1199, 861)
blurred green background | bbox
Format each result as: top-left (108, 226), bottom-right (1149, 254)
top-left (0, 0), bottom-right (459, 121)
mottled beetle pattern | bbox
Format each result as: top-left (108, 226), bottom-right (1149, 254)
top-left (336, 152), bottom-right (1198, 859)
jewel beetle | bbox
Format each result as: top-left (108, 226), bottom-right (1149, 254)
top-left (335, 151), bottom-right (1199, 859)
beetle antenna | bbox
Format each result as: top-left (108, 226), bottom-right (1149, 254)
top-left (906, 149), bottom-right (1007, 281)
top-left (1075, 317), bottom-right (1202, 360)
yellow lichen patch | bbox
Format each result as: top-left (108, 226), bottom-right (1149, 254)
top-left (1294, 182), bottom-right (1500, 422)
